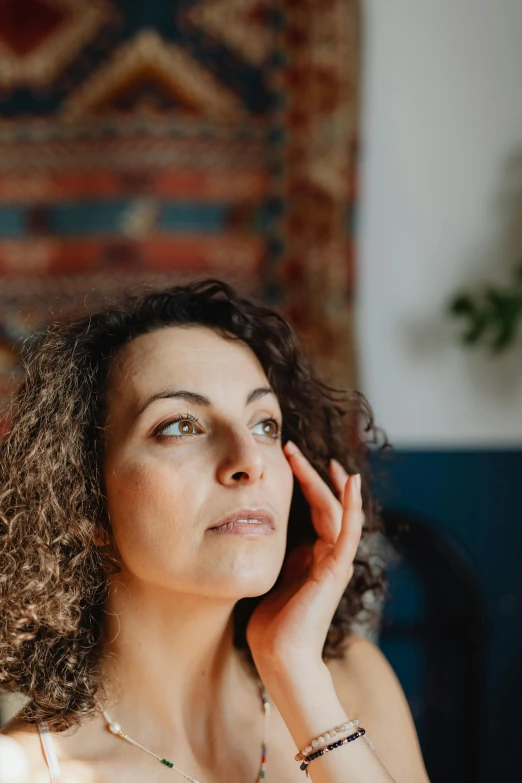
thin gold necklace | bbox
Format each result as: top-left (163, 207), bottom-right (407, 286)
top-left (93, 683), bottom-right (270, 783)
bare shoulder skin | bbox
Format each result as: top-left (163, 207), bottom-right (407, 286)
top-left (327, 633), bottom-right (431, 783)
top-left (1, 719), bottom-right (53, 783)
top-left (1, 719), bottom-right (88, 783)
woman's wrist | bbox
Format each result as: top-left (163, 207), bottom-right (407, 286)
top-left (256, 656), bottom-right (394, 783)
top-left (255, 657), bottom-right (352, 749)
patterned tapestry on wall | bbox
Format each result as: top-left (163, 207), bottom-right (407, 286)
top-left (0, 0), bottom-right (360, 422)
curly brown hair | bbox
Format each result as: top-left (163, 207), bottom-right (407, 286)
top-left (0, 277), bottom-right (387, 732)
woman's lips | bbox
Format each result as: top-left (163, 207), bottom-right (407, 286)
top-left (207, 519), bottom-right (275, 535)
top-left (208, 507), bottom-right (275, 535)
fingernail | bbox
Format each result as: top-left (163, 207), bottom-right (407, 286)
top-left (285, 440), bottom-right (298, 455)
top-left (352, 474), bottom-right (361, 495)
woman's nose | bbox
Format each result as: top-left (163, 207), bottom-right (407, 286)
top-left (216, 429), bottom-right (266, 484)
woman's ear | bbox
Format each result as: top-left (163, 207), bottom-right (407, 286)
top-left (93, 525), bottom-right (111, 548)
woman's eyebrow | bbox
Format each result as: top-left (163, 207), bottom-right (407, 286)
top-left (137, 386), bottom-right (276, 416)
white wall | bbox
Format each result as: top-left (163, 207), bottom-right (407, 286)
top-left (357, 0), bottom-right (522, 446)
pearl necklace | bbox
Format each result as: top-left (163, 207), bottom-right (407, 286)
top-left (93, 683), bottom-right (270, 783)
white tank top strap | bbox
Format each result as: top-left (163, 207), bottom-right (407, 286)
top-left (37, 721), bottom-right (61, 782)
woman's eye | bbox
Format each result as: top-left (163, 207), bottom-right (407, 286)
top-left (155, 415), bottom-right (281, 440)
top-left (156, 414), bottom-right (200, 440)
top-left (252, 418), bottom-right (281, 439)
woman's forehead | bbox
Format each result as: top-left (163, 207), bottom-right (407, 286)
top-left (106, 325), bottom-right (271, 410)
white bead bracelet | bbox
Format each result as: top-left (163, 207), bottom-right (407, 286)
top-left (294, 719), bottom-right (361, 761)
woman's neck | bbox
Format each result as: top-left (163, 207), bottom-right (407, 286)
top-left (97, 573), bottom-right (258, 751)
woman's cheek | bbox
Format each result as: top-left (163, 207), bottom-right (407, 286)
top-left (106, 458), bottom-right (180, 532)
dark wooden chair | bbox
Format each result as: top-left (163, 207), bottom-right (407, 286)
top-left (378, 509), bottom-right (490, 783)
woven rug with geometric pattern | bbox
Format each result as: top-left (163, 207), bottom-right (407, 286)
top-left (0, 0), bottom-right (360, 419)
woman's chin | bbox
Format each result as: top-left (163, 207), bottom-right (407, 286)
top-left (199, 562), bottom-right (281, 601)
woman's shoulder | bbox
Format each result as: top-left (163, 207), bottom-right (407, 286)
top-left (0, 718), bottom-right (96, 783)
top-left (328, 629), bottom-right (428, 707)
top-left (326, 632), bottom-right (431, 783)
top-left (1, 715), bottom-right (41, 746)
top-left (0, 717), bottom-right (50, 781)
top-left (326, 631), bottom-right (392, 704)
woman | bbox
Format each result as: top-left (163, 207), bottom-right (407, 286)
top-left (0, 278), bottom-right (429, 782)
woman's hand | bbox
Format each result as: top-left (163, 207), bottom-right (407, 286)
top-left (246, 440), bottom-right (364, 676)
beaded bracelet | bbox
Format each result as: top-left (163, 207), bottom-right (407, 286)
top-left (294, 719), bottom-right (360, 761)
top-left (299, 729), bottom-right (366, 772)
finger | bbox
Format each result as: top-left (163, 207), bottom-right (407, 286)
top-left (333, 474), bottom-right (364, 576)
top-left (284, 441), bottom-right (340, 516)
top-left (329, 458), bottom-right (349, 501)
top-left (329, 460), bottom-right (367, 527)
top-left (284, 442), bottom-right (341, 540)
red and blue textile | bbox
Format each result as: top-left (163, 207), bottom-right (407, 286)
top-left (0, 0), bottom-right (360, 415)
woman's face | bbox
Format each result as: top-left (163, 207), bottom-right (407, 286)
top-left (102, 325), bottom-right (294, 600)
